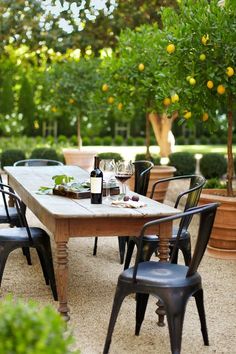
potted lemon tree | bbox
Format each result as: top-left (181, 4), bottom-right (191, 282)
top-left (158, 0), bottom-right (236, 258)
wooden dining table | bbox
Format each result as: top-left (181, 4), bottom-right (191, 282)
top-left (5, 165), bottom-right (180, 320)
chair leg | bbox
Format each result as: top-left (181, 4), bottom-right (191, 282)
top-left (22, 247), bottom-right (32, 265)
top-left (165, 299), bottom-right (186, 354)
top-left (193, 289), bottom-right (209, 345)
top-left (118, 236), bottom-right (128, 264)
top-left (103, 285), bottom-right (127, 354)
top-left (135, 293), bottom-right (149, 335)
top-left (93, 237), bottom-right (98, 256)
top-left (124, 238), bottom-right (136, 270)
top-left (36, 240), bottom-right (58, 301)
top-left (36, 248), bottom-right (49, 285)
top-left (0, 246), bottom-right (12, 287)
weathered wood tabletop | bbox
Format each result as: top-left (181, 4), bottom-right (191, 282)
top-left (5, 165), bottom-right (180, 320)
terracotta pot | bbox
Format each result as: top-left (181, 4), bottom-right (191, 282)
top-left (199, 189), bottom-right (236, 260)
top-left (63, 149), bottom-right (97, 172)
top-left (128, 165), bottom-right (176, 203)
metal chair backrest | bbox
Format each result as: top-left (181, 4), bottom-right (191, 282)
top-left (133, 160), bottom-right (154, 196)
top-left (0, 179), bottom-right (16, 222)
top-left (133, 202), bottom-right (219, 281)
top-left (151, 174), bottom-right (206, 231)
top-left (0, 187), bottom-right (32, 239)
top-left (14, 159), bottom-right (63, 166)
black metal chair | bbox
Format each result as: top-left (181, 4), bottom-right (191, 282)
top-left (93, 160), bottom-right (154, 264)
top-left (0, 177), bottom-right (31, 265)
top-left (103, 203), bottom-right (219, 354)
top-left (124, 175), bottom-right (206, 269)
top-left (0, 188), bottom-right (58, 301)
top-left (14, 159), bottom-right (63, 166)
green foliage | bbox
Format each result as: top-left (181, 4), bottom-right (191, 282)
top-left (114, 135), bottom-right (124, 146)
top-left (188, 136), bottom-right (196, 145)
top-left (0, 296), bottom-right (79, 354)
top-left (58, 135), bottom-right (68, 144)
top-left (18, 76), bottom-right (35, 135)
top-left (70, 135), bottom-right (78, 146)
top-left (199, 136), bottom-right (209, 145)
top-left (204, 178), bottom-right (227, 189)
top-left (135, 137), bottom-right (145, 146)
top-left (30, 148), bottom-right (59, 160)
top-left (93, 137), bottom-right (103, 145)
top-left (200, 153), bottom-right (227, 179)
top-left (175, 136), bottom-right (186, 145)
top-left (209, 135), bottom-right (218, 145)
top-left (168, 152), bottom-right (196, 176)
top-left (1, 149), bottom-right (25, 168)
top-left (103, 136), bottom-right (113, 145)
top-left (98, 152), bottom-right (124, 162)
top-left (0, 72), bottom-right (14, 115)
top-left (135, 153), bottom-right (160, 165)
top-left (126, 137), bottom-right (134, 146)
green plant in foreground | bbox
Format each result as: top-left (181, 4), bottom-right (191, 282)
top-left (0, 296), bottom-right (80, 354)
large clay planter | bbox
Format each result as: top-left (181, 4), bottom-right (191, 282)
top-left (128, 165), bottom-right (176, 203)
top-left (63, 149), bottom-right (97, 172)
top-left (199, 189), bottom-right (236, 260)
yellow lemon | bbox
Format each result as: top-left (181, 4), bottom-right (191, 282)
top-left (117, 103), bottom-right (123, 110)
top-left (171, 93), bottom-right (179, 103)
top-left (51, 106), bottom-right (57, 113)
top-left (202, 113), bottom-right (209, 122)
top-left (138, 63), bottom-right (145, 71)
top-left (186, 76), bottom-right (191, 82)
top-left (102, 83), bottom-right (109, 92)
top-left (201, 34), bottom-right (209, 45)
top-left (183, 111), bottom-right (192, 119)
top-left (189, 77), bottom-right (196, 85)
top-left (107, 96), bottom-right (114, 104)
top-left (217, 85), bottom-right (225, 95)
top-left (163, 97), bottom-right (171, 106)
top-left (69, 98), bottom-right (75, 104)
top-left (226, 67), bottom-right (234, 77)
top-left (166, 43), bottom-right (175, 54)
top-left (207, 80), bottom-right (214, 89)
top-left (199, 54), bottom-right (206, 61)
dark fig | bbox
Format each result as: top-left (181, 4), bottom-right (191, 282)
top-left (123, 195), bottom-right (130, 201)
top-left (132, 195), bottom-right (139, 201)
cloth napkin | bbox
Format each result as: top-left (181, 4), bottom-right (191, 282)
top-left (111, 200), bottom-right (146, 208)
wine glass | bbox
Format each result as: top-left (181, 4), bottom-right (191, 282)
top-left (115, 160), bottom-right (134, 196)
top-left (100, 159), bottom-right (115, 203)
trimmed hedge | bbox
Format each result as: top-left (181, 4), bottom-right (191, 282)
top-left (168, 152), bottom-right (196, 176)
top-left (1, 149), bottom-right (25, 168)
top-left (135, 153), bottom-right (160, 165)
top-left (200, 153), bottom-right (227, 179)
top-left (98, 152), bottom-right (124, 162)
top-left (30, 147), bottom-right (59, 160)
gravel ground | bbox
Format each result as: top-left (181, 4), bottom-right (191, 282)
top-left (0, 178), bottom-right (236, 354)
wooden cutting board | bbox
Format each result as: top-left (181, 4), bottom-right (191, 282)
top-left (53, 186), bottom-right (120, 199)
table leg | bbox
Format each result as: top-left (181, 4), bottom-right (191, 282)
top-left (156, 221), bottom-right (172, 326)
top-left (56, 240), bottom-right (70, 321)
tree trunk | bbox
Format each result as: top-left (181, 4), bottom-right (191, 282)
top-left (226, 95), bottom-right (234, 197)
top-left (77, 115), bottom-right (82, 149)
top-left (148, 112), bottom-right (176, 158)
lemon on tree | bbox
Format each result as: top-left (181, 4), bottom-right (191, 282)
top-left (207, 80), bottom-right (214, 89)
top-left (166, 43), bottom-right (175, 54)
top-left (117, 102), bottom-right (123, 110)
top-left (163, 97), bottom-right (171, 106)
top-left (171, 93), bottom-right (179, 103)
top-left (202, 113), bottom-right (209, 122)
top-left (201, 34), bottom-right (209, 45)
top-left (138, 63), bottom-right (145, 71)
top-left (107, 96), bottom-right (114, 104)
top-left (226, 67), bottom-right (234, 77)
top-left (102, 83), bottom-right (109, 92)
top-left (217, 84), bottom-right (226, 95)
top-left (183, 111), bottom-right (192, 119)
top-left (189, 77), bottom-right (196, 85)
top-left (199, 54), bottom-right (206, 61)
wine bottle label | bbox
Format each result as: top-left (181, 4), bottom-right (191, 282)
top-left (90, 177), bottom-right (102, 193)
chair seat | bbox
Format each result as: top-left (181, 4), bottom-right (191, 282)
top-left (0, 206), bottom-right (19, 223)
top-left (142, 227), bottom-right (190, 242)
top-left (0, 227), bottom-right (47, 242)
top-left (120, 261), bottom-right (201, 288)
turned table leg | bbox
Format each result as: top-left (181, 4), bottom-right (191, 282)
top-left (56, 239), bottom-right (70, 321)
top-left (156, 221), bottom-right (172, 327)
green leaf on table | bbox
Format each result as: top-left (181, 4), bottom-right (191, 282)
top-left (52, 175), bottom-right (75, 185)
top-left (36, 186), bottom-right (52, 195)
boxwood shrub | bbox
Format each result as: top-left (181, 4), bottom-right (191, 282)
top-left (30, 147), bottom-right (59, 160)
top-left (168, 152), bottom-right (196, 176)
top-left (200, 153), bottom-right (227, 179)
top-left (82, 137), bottom-right (91, 146)
top-left (114, 135), bottom-right (124, 146)
top-left (0, 296), bottom-right (79, 354)
top-left (1, 149), bottom-right (26, 168)
top-left (135, 153), bottom-right (160, 165)
top-left (98, 152), bottom-right (124, 162)
top-left (103, 136), bottom-right (113, 145)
